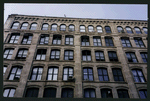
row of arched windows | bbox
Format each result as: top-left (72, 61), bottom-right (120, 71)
top-left (11, 22), bottom-right (148, 34)
top-left (3, 86), bottom-right (147, 98)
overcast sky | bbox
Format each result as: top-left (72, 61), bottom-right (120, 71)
top-left (4, 3), bottom-right (147, 24)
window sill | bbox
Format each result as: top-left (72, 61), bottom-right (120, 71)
top-left (15, 59), bottom-right (26, 61)
top-left (134, 82), bottom-right (147, 84)
top-left (4, 80), bottom-right (20, 82)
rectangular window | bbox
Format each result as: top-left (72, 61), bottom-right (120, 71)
top-left (134, 38), bottom-right (145, 47)
top-left (117, 89), bottom-right (129, 98)
top-left (108, 51), bottom-right (118, 62)
top-left (62, 88), bottom-right (73, 98)
top-left (64, 50), bottom-right (73, 60)
top-left (35, 49), bottom-right (46, 60)
top-left (101, 89), bottom-right (113, 98)
top-left (98, 68), bottom-right (109, 81)
top-left (3, 65), bottom-right (7, 75)
top-left (132, 69), bottom-right (145, 82)
top-left (95, 51), bottom-right (105, 61)
top-left (126, 52), bottom-right (138, 63)
top-left (43, 88), bottom-right (56, 98)
top-left (84, 88), bottom-right (95, 98)
top-left (16, 49), bottom-right (28, 59)
top-left (39, 34), bottom-right (49, 44)
top-left (121, 38), bottom-right (131, 47)
top-left (47, 67), bottom-right (58, 80)
top-left (30, 67), bottom-right (43, 80)
top-left (139, 90), bottom-right (147, 99)
top-left (22, 34), bottom-right (33, 44)
top-left (53, 35), bottom-right (61, 45)
top-left (3, 88), bottom-right (16, 97)
top-left (3, 48), bottom-right (14, 59)
top-left (63, 68), bottom-right (73, 80)
top-left (9, 33), bottom-right (20, 43)
top-left (82, 50), bottom-right (91, 61)
top-left (65, 35), bottom-right (74, 45)
top-left (105, 37), bottom-right (114, 46)
top-left (140, 52), bottom-right (147, 63)
top-left (93, 36), bottom-right (102, 46)
top-left (50, 50), bottom-right (60, 60)
top-left (8, 66), bottom-right (22, 80)
top-left (112, 68), bottom-right (124, 81)
top-left (25, 88), bottom-right (39, 97)
top-left (83, 68), bottom-right (93, 81)
top-left (81, 36), bottom-right (90, 46)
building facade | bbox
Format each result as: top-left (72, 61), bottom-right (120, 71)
top-left (3, 14), bottom-right (147, 98)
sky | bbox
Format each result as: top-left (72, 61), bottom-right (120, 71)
top-left (4, 3), bottom-right (148, 24)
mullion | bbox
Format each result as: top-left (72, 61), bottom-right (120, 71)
top-left (7, 89), bottom-right (11, 97)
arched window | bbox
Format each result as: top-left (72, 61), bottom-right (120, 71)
top-left (51, 24), bottom-right (57, 31)
top-left (134, 27), bottom-right (141, 34)
top-left (11, 22), bottom-right (19, 29)
top-left (97, 26), bottom-right (103, 33)
top-left (61, 88), bottom-right (74, 98)
top-left (101, 88), bottom-right (113, 98)
top-left (30, 23), bottom-right (37, 30)
top-left (42, 23), bottom-right (49, 30)
top-left (3, 88), bottom-right (16, 97)
top-left (143, 27), bottom-right (147, 34)
top-left (21, 22), bottom-right (28, 30)
top-left (68, 24), bottom-right (75, 31)
top-left (126, 26), bottom-right (133, 33)
top-left (43, 88), bottom-right (56, 98)
top-left (80, 25), bottom-right (85, 32)
top-left (25, 88), bottom-right (39, 97)
top-left (117, 89), bottom-right (129, 98)
top-left (60, 24), bottom-right (66, 31)
top-left (84, 88), bottom-right (95, 98)
top-left (105, 26), bottom-right (111, 33)
top-left (117, 26), bottom-right (124, 33)
top-left (88, 25), bottom-right (94, 32)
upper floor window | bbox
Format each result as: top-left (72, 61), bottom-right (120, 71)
top-left (11, 22), bottom-right (19, 29)
top-left (9, 33), bottom-right (20, 43)
top-left (82, 50), bottom-right (91, 61)
top-left (3, 48), bottom-right (14, 59)
top-left (64, 50), bottom-right (73, 60)
top-left (42, 23), bottom-right (49, 30)
top-left (83, 68), bottom-right (93, 81)
top-left (112, 68), bottom-right (124, 81)
top-left (39, 34), bottom-right (49, 45)
top-left (43, 88), bottom-right (56, 98)
top-left (22, 33), bottom-right (33, 44)
top-left (140, 52), bottom-right (147, 63)
top-left (60, 24), bottom-right (66, 31)
top-left (117, 26), bottom-right (124, 33)
top-left (16, 49), bottom-right (28, 59)
top-left (105, 26), bottom-right (111, 33)
top-left (80, 25), bottom-right (85, 32)
top-left (134, 37), bottom-right (145, 47)
top-left (3, 65), bottom-right (7, 75)
top-left (98, 68), bottom-right (109, 81)
top-left (21, 22), bottom-right (28, 30)
top-left (50, 49), bottom-right (60, 60)
top-left (47, 67), bottom-right (58, 80)
top-left (68, 24), bottom-right (75, 31)
top-left (35, 49), bottom-right (47, 60)
top-left (134, 27), bottom-right (141, 34)
top-left (25, 88), bottom-right (39, 97)
top-left (30, 23), bottom-right (37, 30)
top-left (63, 67), bottom-right (73, 80)
top-left (101, 88), bottom-right (113, 98)
top-left (3, 88), bottom-right (16, 97)
top-left (126, 52), bottom-right (138, 63)
top-left (126, 26), bottom-right (133, 33)
top-left (108, 51), bottom-right (118, 62)
top-left (88, 25), bottom-right (94, 32)
top-left (121, 37), bottom-right (131, 47)
top-left (30, 66), bottom-right (43, 80)
top-left (61, 88), bottom-right (73, 98)
top-left (65, 35), bottom-right (74, 45)
top-left (51, 24), bottom-right (57, 31)
top-left (93, 36), bottom-right (102, 46)
top-left (8, 66), bottom-right (22, 80)
top-left (139, 89), bottom-right (147, 99)
top-left (143, 27), bottom-right (147, 34)
top-left (53, 35), bottom-right (61, 45)
top-left (132, 69), bottom-right (146, 82)
top-left (117, 89), bottom-right (129, 98)
top-left (97, 26), bottom-right (103, 33)
top-left (105, 37), bottom-right (114, 46)
top-left (84, 88), bottom-right (95, 98)
top-left (95, 51), bottom-right (105, 61)
top-left (81, 36), bottom-right (89, 46)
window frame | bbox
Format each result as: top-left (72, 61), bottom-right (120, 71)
top-left (35, 49), bottom-right (47, 60)
top-left (21, 22), bottom-right (28, 30)
top-left (105, 26), bottom-right (112, 33)
top-left (11, 22), bottom-right (19, 29)
top-left (134, 37), bottom-right (145, 47)
top-left (108, 51), bottom-right (118, 62)
top-left (105, 37), bottom-right (114, 46)
top-left (97, 25), bottom-right (103, 33)
top-left (126, 26), bottom-right (133, 34)
top-left (97, 68), bottom-right (109, 81)
top-left (80, 25), bottom-right (86, 32)
top-left (68, 24), bottom-right (75, 31)
top-left (132, 69), bottom-right (146, 83)
top-left (101, 88), bottom-right (113, 98)
top-left (83, 67), bottom-right (94, 81)
top-left (3, 88), bottom-right (16, 97)
top-left (3, 48), bottom-right (14, 59)
top-left (93, 36), bottom-right (102, 46)
top-left (25, 88), bottom-right (39, 97)
top-left (50, 49), bottom-right (60, 60)
top-left (43, 88), bottom-right (56, 98)
top-left (139, 89), bottom-right (147, 99)
top-left (95, 51), bottom-right (105, 61)
top-left (8, 66), bottom-right (22, 80)
top-left (47, 67), bottom-right (58, 80)
top-left (121, 37), bottom-right (132, 47)
top-left (117, 26), bottom-right (124, 33)
top-left (8, 33), bottom-right (20, 44)
top-left (82, 50), bottom-right (91, 61)
top-left (22, 33), bottom-right (33, 44)
top-left (134, 27), bottom-right (142, 34)
top-left (16, 48), bottom-right (28, 59)
top-left (39, 34), bottom-right (49, 45)
top-left (60, 24), bottom-right (66, 31)
top-left (117, 89), bottom-right (129, 98)
top-left (51, 24), bottom-right (57, 31)
top-left (42, 23), bottom-right (49, 30)
top-left (81, 36), bottom-right (90, 46)
top-left (126, 52), bottom-right (138, 63)
top-left (30, 23), bottom-right (37, 30)
top-left (63, 67), bottom-right (74, 81)
top-left (88, 25), bottom-right (94, 32)
top-left (53, 35), bottom-right (61, 45)
top-left (140, 52), bottom-right (147, 63)
top-left (64, 50), bottom-right (74, 60)
top-left (3, 65), bottom-right (7, 75)
top-left (30, 66), bottom-right (43, 80)
top-left (61, 88), bottom-right (74, 98)
top-left (112, 68), bottom-right (124, 81)
top-left (65, 35), bottom-right (74, 45)
top-left (143, 27), bottom-right (147, 34)
top-left (84, 88), bottom-right (96, 98)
